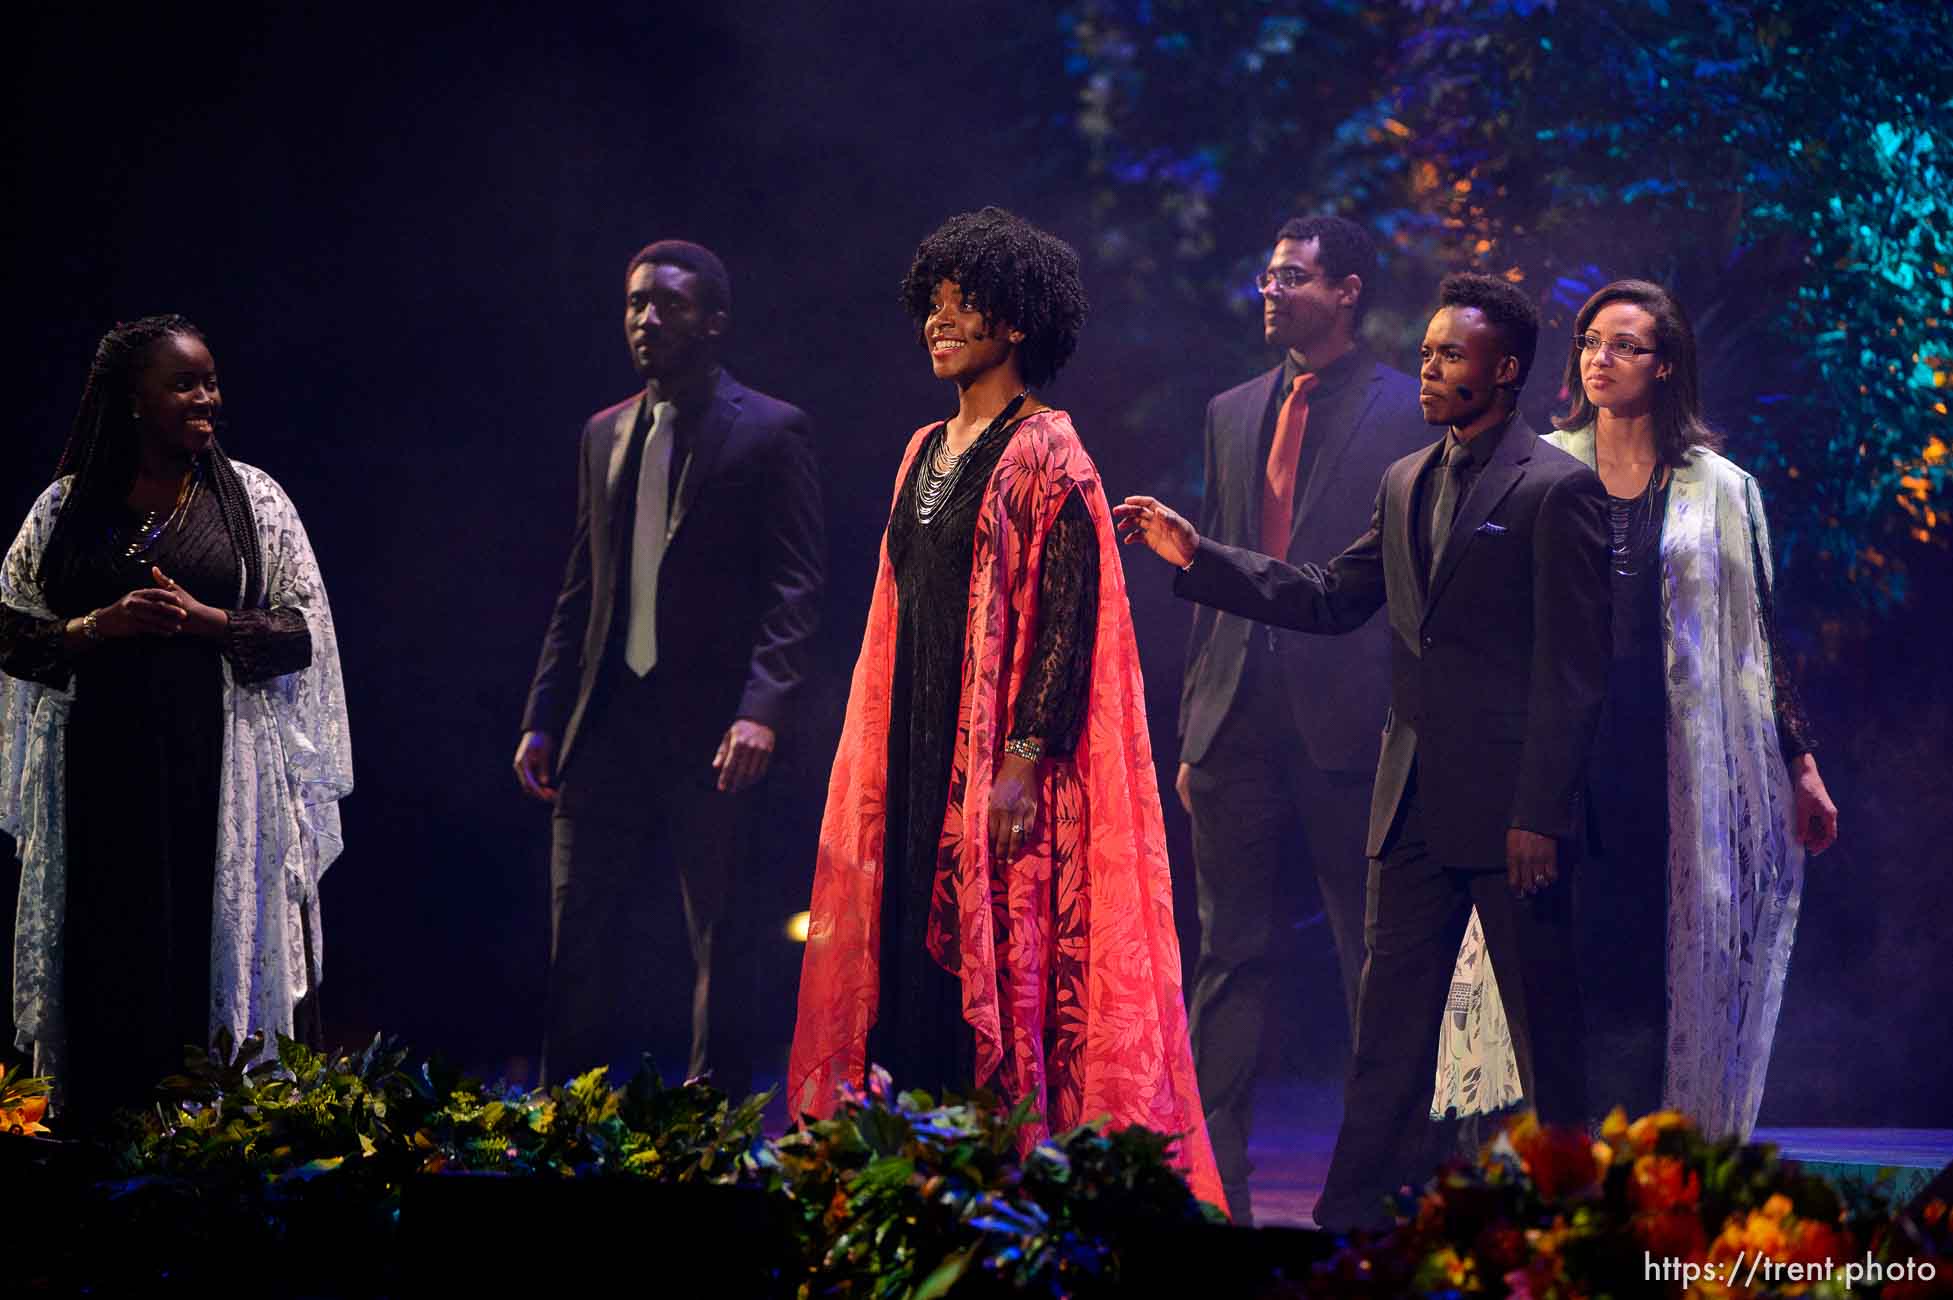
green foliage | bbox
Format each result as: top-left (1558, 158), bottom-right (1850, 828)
top-left (24, 1044), bottom-right (1216, 1296)
top-left (124, 1028), bottom-right (770, 1197)
top-left (1059, 0), bottom-right (1953, 612)
top-left (763, 1068), bottom-right (1219, 1297)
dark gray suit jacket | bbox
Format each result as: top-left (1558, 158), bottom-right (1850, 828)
top-left (522, 369), bottom-right (825, 772)
top-left (1178, 351), bottom-right (1433, 772)
top-left (1176, 416), bottom-right (1610, 867)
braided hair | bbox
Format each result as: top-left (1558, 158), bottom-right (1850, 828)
top-left (40, 315), bottom-right (266, 613)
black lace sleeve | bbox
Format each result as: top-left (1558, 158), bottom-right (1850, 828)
top-left (225, 607), bottom-right (312, 684)
top-left (1769, 628), bottom-right (1816, 764)
top-left (0, 606), bottom-right (73, 690)
top-left (1749, 508), bottom-right (1815, 765)
top-left (1009, 490), bottom-right (1099, 758)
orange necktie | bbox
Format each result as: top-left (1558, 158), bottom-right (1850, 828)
top-left (1261, 371), bottom-right (1320, 557)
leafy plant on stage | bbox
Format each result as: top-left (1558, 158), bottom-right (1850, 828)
top-left (763, 1064), bottom-right (1221, 1298)
top-left (1056, 0), bottom-right (1952, 613)
top-left (124, 1028), bottom-right (768, 1196)
top-left (70, 1036), bottom-right (1214, 1295)
top-left (0, 1061), bottom-right (52, 1137)
top-left (1314, 1106), bottom-right (1946, 1298)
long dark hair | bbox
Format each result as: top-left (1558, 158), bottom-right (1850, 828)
top-left (1555, 279), bottom-right (1723, 467)
top-left (40, 315), bottom-right (265, 613)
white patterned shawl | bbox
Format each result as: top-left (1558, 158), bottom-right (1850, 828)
top-left (1432, 431), bottom-right (1804, 1138)
top-left (2, 462), bottom-right (353, 1082)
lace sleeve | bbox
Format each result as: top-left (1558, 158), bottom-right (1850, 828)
top-left (225, 606), bottom-right (313, 685)
top-left (1009, 490), bottom-right (1099, 758)
top-left (0, 606), bottom-right (72, 690)
top-left (1768, 621), bottom-right (1816, 763)
top-left (1747, 488), bottom-right (1815, 764)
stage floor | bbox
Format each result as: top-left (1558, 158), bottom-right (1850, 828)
top-left (1247, 1082), bottom-right (1953, 1229)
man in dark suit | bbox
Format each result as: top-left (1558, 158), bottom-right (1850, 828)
top-left (1118, 272), bottom-right (1609, 1232)
top-left (514, 240), bottom-right (824, 1094)
top-left (1174, 215), bottom-right (1432, 1225)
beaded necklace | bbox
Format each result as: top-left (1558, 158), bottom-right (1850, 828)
top-left (915, 392), bottom-right (1027, 526)
top-left (123, 461), bottom-right (204, 561)
top-left (1606, 465), bottom-right (1665, 577)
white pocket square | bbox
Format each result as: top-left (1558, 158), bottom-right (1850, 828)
top-left (1476, 521), bottom-right (1509, 536)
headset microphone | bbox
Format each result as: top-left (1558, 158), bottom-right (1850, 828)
top-left (1453, 384), bottom-right (1475, 401)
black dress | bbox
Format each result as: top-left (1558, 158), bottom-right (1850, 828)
top-left (0, 476), bottom-right (308, 1127)
top-left (867, 417), bottom-right (1098, 1097)
top-left (1576, 475), bottom-right (1816, 1118)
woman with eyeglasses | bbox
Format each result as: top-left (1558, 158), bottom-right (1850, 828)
top-left (1437, 279), bottom-right (1837, 1139)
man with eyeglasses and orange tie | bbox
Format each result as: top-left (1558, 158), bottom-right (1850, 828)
top-left (1166, 215), bottom-right (1430, 1224)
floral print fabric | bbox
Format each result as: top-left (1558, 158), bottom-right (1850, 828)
top-left (2, 463), bottom-right (353, 1084)
top-left (789, 411), bottom-right (1224, 1210)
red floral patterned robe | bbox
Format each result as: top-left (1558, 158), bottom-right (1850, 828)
top-left (788, 410), bottom-right (1225, 1211)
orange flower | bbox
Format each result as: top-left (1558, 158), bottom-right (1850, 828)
top-left (1789, 1219), bottom-right (1849, 1270)
top-left (1630, 1154), bottom-right (1702, 1214)
top-left (1600, 1106), bottom-right (1631, 1145)
top-left (1713, 1207), bottom-right (1790, 1262)
top-left (1626, 1109), bottom-right (1693, 1151)
top-left (0, 1096), bottom-right (49, 1137)
top-left (1637, 1207), bottom-right (1708, 1262)
top-left (1511, 1114), bottom-right (1600, 1200)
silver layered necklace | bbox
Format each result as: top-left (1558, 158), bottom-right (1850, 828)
top-left (915, 392), bottom-right (1027, 526)
top-left (1607, 466), bottom-right (1664, 577)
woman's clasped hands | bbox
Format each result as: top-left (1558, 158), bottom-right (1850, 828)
top-left (80, 567), bottom-right (228, 641)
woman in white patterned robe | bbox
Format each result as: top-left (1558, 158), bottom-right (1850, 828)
top-left (1433, 281), bottom-right (1837, 1141)
top-left (0, 316), bottom-right (351, 1126)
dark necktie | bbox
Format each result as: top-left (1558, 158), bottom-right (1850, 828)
top-left (1427, 439), bottom-right (1471, 580)
top-left (1260, 371), bottom-right (1320, 558)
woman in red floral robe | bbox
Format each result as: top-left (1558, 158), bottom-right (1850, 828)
top-left (788, 208), bottom-right (1223, 1210)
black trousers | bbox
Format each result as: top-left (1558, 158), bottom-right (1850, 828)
top-left (1315, 767), bottom-right (1588, 1232)
top-left (543, 665), bottom-right (762, 1097)
top-left (1184, 639), bottom-right (1372, 1225)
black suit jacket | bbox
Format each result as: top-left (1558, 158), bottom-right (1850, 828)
top-left (522, 369), bottom-right (825, 771)
top-left (1176, 416), bottom-right (1610, 867)
top-left (1178, 352), bottom-right (1433, 772)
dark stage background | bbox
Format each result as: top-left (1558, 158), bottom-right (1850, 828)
top-left (6, 4), bottom-right (1948, 1127)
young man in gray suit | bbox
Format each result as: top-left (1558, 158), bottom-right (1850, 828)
top-left (1120, 272), bottom-right (1610, 1231)
top-left (1172, 215), bottom-right (1432, 1224)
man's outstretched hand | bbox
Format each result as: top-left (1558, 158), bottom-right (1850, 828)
top-left (1113, 496), bottom-right (1199, 569)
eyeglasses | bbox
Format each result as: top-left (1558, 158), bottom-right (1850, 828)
top-left (1256, 267), bottom-right (1328, 295)
top-left (1573, 333), bottom-right (1658, 360)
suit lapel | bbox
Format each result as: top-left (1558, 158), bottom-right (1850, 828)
top-left (1236, 366), bottom-right (1282, 548)
top-left (604, 391), bottom-right (647, 501)
top-left (1290, 364), bottom-right (1382, 544)
top-left (669, 372), bottom-right (742, 545)
top-left (599, 391), bottom-right (648, 576)
top-left (1424, 417), bottom-right (1534, 618)
top-left (1390, 441), bottom-right (1437, 628)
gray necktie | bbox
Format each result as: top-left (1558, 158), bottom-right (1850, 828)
top-left (1427, 439), bottom-right (1470, 580)
top-left (625, 399), bottom-right (677, 677)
